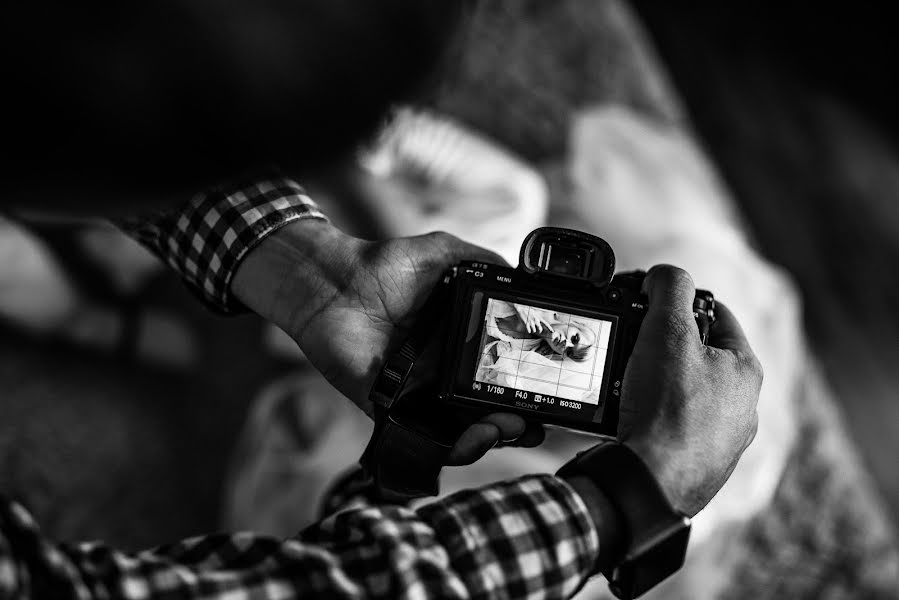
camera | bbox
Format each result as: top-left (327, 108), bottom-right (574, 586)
top-left (362, 228), bottom-right (715, 499)
top-left (435, 227), bottom-right (715, 436)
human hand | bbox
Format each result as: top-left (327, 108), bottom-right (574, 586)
top-left (525, 309), bottom-right (564, 335)
top-left (232, 219), bottom-right (542, 464)
top-left (512, 304), bottom-right (553, 335)
top-left (550, 329), bottom-right (572, 348)
top-left (617, 265), bottom-right (762, 516)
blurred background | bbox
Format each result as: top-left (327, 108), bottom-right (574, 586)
top-left (1, 2), bottom-right (897, 598)
top-left (634, 1), bottom-right (899, 523)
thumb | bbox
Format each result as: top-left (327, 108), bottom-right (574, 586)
top-left (640, 264), bottom-right (700, 347)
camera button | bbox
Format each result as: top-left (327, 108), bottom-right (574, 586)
top-left (608, 288), bottom-right (621, 303)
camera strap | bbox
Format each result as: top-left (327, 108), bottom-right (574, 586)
top-left (362, 399), bottom-right (459, 502)
top-left (360, 274), bottom-right (477, 502)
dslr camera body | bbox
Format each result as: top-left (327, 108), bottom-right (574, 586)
top-left (363, 228), bottom-right (715, 498)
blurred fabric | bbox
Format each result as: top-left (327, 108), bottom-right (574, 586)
top-left (635, 2), bottom-right (899, 531)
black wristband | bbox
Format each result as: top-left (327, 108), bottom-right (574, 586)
top-left (556, 442), bottom-right (690, 599)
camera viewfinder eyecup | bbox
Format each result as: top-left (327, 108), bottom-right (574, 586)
top-left (519, 227), bottom-right (616, 287)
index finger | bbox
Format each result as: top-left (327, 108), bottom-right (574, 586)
top-left (642, 264), bottom-right (697, 322)
top-left (640, 264), bottom-right (701, 348)
top-left (447, 413), bottom-right (529, 465)
top-left (707, 301), bottom-right (753, 354)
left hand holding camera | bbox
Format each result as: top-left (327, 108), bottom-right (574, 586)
top-left (233, 219), bottom-right (539, 464)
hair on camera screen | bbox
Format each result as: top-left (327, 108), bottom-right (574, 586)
top-left (474, 299), bottom-right (612, 403)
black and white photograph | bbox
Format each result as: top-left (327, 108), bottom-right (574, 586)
top-left (2, 2), bottom-right (897, 599)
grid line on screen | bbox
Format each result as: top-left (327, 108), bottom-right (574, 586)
top-left (514, 304), bottom-right (530, 389)
top-left (553, 311), bottom-right (569, 392)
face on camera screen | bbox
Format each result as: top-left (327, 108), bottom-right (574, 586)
top-left (473, 299), bottom-right (613, 405)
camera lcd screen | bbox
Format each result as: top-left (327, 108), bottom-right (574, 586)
top-left (457, 295), bottom-right (616, 424)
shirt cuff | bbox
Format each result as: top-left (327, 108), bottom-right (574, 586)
top-left (118, 174), bottom-right (327, 314)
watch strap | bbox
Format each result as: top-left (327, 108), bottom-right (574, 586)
top-left (557, 442), bottom-right (690, 599)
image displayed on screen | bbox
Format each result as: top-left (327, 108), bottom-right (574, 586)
top-left (474, 299), bottom-right (613, 404)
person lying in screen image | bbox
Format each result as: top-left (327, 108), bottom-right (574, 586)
top-left (484, 301), bottom-right (597, 360)
top-left (476, 301), bottom-right (604, 400)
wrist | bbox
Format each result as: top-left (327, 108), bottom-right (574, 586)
top-left (557, 443), bottom-right (691, 598)
top-left (564, 475), bottom-right (627, 574)
top-left (232, 217), bottom-right (357, 330)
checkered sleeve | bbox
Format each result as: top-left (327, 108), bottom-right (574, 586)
top-left (0, 475), bottom-right (599, 599)
top-left (117, 174), bottom-right (327, 314)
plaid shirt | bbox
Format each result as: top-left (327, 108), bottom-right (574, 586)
top-left (117, 172), bottom-right (328, 313)
top-left (0, 175), bottom-right (601, 598)
top-left (0, 473), bottom-right (598, 599)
